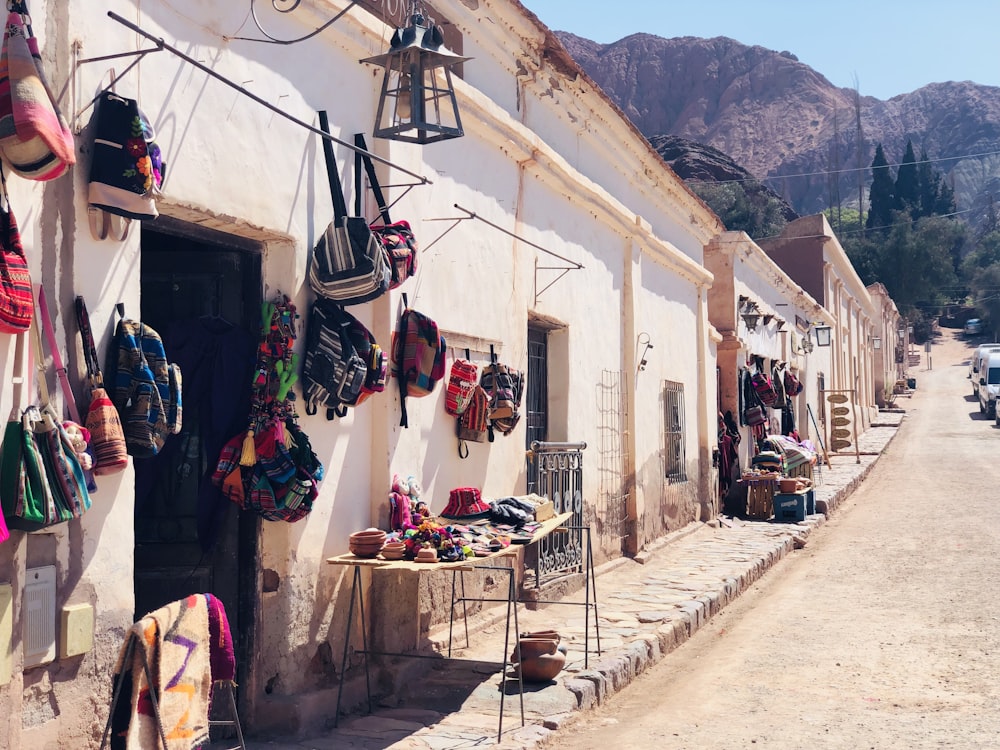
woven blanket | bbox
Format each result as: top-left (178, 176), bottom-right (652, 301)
top-left (111, 594), bottom-right (211, 750)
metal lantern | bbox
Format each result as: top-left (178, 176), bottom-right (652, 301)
top-left (813, 324), bottom-right (832, 347)
top-left (873, 336), bottom-right (882, 350)
top-left (739, 299), bottom-right (761, 331)
top-left (362, 12), bottom-right (470, 144)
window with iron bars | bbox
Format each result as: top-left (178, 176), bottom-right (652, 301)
top-left (663, 380), bottom-right (687, 482)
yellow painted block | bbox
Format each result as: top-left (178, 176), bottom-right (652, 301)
top-left (0, 584), bottom-right (11, 684)
top-left (60, 603), bottom-right (94, 659)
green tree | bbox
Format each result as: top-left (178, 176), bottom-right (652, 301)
top-left (935, 178), bottom-right (957, 215)
top-left (866, 144), bottom-right (895, 231)
top-left (961, 230), bottom-right (1000, 277)
top-left (916, 149), bottom-right (941, 219)
top-left (875, 215), bottom-right (959, 312)
top-left (842, 232), bottom-right (881, 286)
top-left (688, 181), bottom-right (788, 239)
top-left (894, 140), bottom-right (919, 217)
top-left (969, 262), bottom-right (1000, 337)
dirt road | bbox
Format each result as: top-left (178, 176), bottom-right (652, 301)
top-left (546, 330), bottom-right (1000, 749)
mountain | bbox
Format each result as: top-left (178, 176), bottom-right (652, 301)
top-left (556, 31), bottom-right (1000, 224)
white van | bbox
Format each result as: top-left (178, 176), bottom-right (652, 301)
top-left (978, 352), bottom-right (1000, 418)
top-left (971, 344), bottom-right (1000, 396)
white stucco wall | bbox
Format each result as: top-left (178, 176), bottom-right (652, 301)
top-left (0, 1), bottom-right (726, 744)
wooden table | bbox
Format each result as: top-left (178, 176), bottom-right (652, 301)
top-left (326, 512), bottom-right (591, 742)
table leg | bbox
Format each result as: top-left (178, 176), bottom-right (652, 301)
top-left (334, 565), bottom-right (371, 727)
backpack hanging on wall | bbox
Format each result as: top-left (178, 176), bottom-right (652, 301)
top-left (300, 297), bottom-right (369, 420)
top-left (456, 384), bottom-right (489, 458)
top-left (106, 303), bottom-right (182, 458)
top-left (444, 358), bottom-right (478, 418)
top-left (391, 300), bottom-right (446, 428)
top-left (342, 309), bottom-right (387, 407)
top-left (87, 91), bottom-right (165, 241)
top-left (751, 369), bottom-right (778, 407)
top-left (354, 133), bottom-right (417, 289)
top-left (480, 354), bottom-right (524, 438)
top-left (307, 111), bottom-right (390, 305)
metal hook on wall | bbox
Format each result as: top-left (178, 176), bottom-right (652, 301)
top-left (636, 332), bottom-right (653, 374)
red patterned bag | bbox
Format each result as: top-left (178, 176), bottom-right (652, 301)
top-left (751, 371), bottom-right (778, 407)
top-left (445, 359), bottom-right (479, 417)
top-left (0, 187), bottom-right (32, 334)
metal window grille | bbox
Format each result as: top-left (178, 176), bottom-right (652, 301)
top-left (664, 380), bottom-right (687, 482)
top-left (598, 370), bottom-right (629, 553)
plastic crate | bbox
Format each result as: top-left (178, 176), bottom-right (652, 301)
top-left (804, 488), bottom-right (815, 515)
top-left (773, 492), bottom-right (807, 523)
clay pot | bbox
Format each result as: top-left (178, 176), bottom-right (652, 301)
top-left (510, 631), bottom-right (559, 664)
top-left (778, 478), bottom-right (799, 493)
top-left (518, 650), bottom-right (567, 682)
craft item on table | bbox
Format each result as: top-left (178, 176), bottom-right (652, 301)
top-left (440, 486), bottom-right (490, 520)
top-left (488, 495), bottom-right (538, 526)
top-left (400, 519), bottom-right (467, 561)
top-left (388, 473), bottom-right (429, 531)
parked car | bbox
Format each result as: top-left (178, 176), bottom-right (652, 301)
top-left (970, 344), bottom-right (1000, 396)
top-left (965, 318), bottom-right (983, 335)
top-left (978, 352), bottom-right (1000, 418)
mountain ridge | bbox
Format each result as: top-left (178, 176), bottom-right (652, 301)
top-left (554, 30), bottom-right (1000, 223)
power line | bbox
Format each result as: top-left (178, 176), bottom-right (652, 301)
top-left (736, 207), bottom-right (976, 243)
top-left (683, 148), bottom-right (1000, 187)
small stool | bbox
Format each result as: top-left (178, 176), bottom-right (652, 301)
top-left (208, 681), bottom-right (247, 750)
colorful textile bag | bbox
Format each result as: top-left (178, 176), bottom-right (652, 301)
top-left (0, 321), bottom-right (91, 532)
top-left (444, 359), bottom-right (478, 418)
top-left (0, 8), bottom-right (75, 181)
top-left (751, 370), bottom-right (778, 407)
top-left (87, 91), bottom-right (165, 241)
top-left (75, 296), bottom-right (128, 474)
top-left (307, 111), bottom-right (390, 305)
top-left (354, 133), bottom-right (417, 289)
top-left (0, 180), bottom-right (31, 333)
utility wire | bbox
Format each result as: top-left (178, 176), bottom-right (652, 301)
top-left (684, 148), bottom-right (1000, 187)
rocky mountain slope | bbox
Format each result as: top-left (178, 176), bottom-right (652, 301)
top-left (557, 31), bottom-right (1000, 222)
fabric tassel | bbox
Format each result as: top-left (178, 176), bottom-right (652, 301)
top-left (239, 429), bottom-right (257, 466)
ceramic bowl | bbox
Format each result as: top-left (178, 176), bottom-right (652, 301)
top-left (381, 542), bottom-right (406, 560)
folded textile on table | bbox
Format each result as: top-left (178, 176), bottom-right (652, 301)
top-left (110, 594), bottom-right (212, 750)
top-left (763, 434), bottom-right (817, 474)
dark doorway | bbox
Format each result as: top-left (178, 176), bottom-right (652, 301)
top-left (134, 218), bottom-right (262, 699)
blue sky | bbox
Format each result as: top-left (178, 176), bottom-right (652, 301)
top-left (521, 0), bottom-right (998, 100)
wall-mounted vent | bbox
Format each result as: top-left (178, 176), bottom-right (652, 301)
top-left (23, 566), bottom-right (56, 668)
